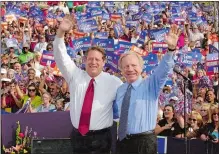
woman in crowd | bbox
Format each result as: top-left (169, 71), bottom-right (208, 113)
top-left (199, 103), bottom-right (211, 125)
top-left (155, 104), bottom-right (184, 138)
top-left (185, 111), bottom-right (203, 139)
top-left (16, 83), bottom-right (42, 109)
top-left (200, 107), bottom-right (219, 143)
top-left (205, 89), bottom-right (218, 105)
top-left (28, 92), bottom-right (55, 113)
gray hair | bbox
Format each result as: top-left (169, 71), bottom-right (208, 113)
top-left (118, 51), bottom-right (144, 71)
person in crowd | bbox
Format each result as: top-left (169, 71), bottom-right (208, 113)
top-left (185, 111), bottom-right (203, 139)
top-left (199, 103), bottom-right (211, 125)
top-left (34, 35), bottom-right (48, 53)
top-left (53, 15), bottom-right (123, 154)
top-left (18, 43), bottom-right (34, 64)
top-left (115, 25), bottom-right (181, 154)
top-left (205, 89), bottom-right (218, 105)
top-left (1, 80), bottom-right (21, 113)
top-left (155, 104), bottom-right (184, 138)
top-left (28, 92), bottom-right (55, 113)
top-left (200, 107), bottom-right (219, 143)
top-left (16, 83), bottom-right (42, 109)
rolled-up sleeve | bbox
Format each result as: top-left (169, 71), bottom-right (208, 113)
top-left (53, 37), bottom-right (81, 83)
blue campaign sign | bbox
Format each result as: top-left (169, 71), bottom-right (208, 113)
top-left (94, 32), bottom-right (109, 39)
top-left (102, 12), bottom-right (110, 20)
top-left (92, 39), bottom-right (114, 52)
top-left (141, 13), bottom-right (153, 23)
top-left (137, 30), bottom-right (148, 45)
top-left (78, 20), bottom-right (98, 33)
top-left (104, 1), bottom-right (114, 7)
top-left (126, 20), bottom-right (139, 28)
top-left (178, 52), bottom-right (202, 66)
top-left (143, 53), bottom-right (159, 74)
top-left (40, 50), bottom-right (56, 68)
top-left (87, 2), bottom-right (101, 8)
top-left (90, 7), bottom-right (102, 17)
top-left (76, 12), bottom-right (93, 22)
top-left (128, 4), bottom-right (139, 14)
top-left (132, 12), bottom-right (143, 21)
top-left (106, 52), bottom-right (119, 72)
top-left (66, 46), bottom-right (76, 58)
top-left (157, 136), bottom-right (167, 154)
top-left (192, 48), bottom-right (201, 53)
top-left (188, 11), bottom-right (197, 22)
top-left (73, 37), bottom-right (92, 52)
top-left (152, 28), bottom-right (170, 42)
top-left (118, 41), bottom-right (134, 53)
top-left (113, 23), bottom-right (124, 38)
top-left (209, 44), bottom-right (219, 53)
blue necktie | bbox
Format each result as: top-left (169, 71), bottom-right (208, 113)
top-left (118, 84), bottom-right (132, 141)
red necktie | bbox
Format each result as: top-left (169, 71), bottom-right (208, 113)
top-left (78, 79), bottom-right (95, 135)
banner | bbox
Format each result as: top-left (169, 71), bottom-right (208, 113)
top-left (73, 37), bottom-right (92, 52)
top-left (137, 30), bottom-right (148, 45)
top-left (113, 23), bottom-right (124, 38)
top-left (94, 32), bottom-right (109, 39)
top-left (90, 7), bottom-right (103, 17)
top-left (177, 52), bottom-right (202, 66)
top-left (152, 42), bottom-right (168, 54)
top-left (92, 39), bottom-right (114, 52)
top-left (143, 53), bottom-right (159, 74)
top-left (40, 50), bottom-right (56, 68)
top-left (151, 28), bottom-right (169, 42)
top-left (77, 19), bottom-right (98, 33)
top-left (130, 46), bottom-right (148, 56)
top-left (206, 53), bottom-right (219, 76)
top-left (209, 44), bottom-right (219, 53)
top-left (106, 52), bottom-right (120, 72)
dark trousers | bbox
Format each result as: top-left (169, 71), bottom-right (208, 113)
top-left (71, 127), bottom-right (112, 154)
top-left (116, 133), bottom-right (157, 154)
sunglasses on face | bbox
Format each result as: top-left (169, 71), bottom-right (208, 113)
top-left (28, 89), bottom-right (36, 92)
top-left (48, 47), bottom-right (52, 50)
top-left (189, 118), bottom-right (197, 122)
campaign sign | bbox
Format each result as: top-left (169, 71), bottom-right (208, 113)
top-left (76, 12), bottom-right (93, 23)
top-left (87, 2), bottom-right (101, 8)
top-left (131, 46), bottom-right (148, 56)
top-left (209, 44), bottom-right (219, 53)
top-left (118, 41), bottom-right (134, 53)
top-left (106, 52), bottom-right (119, 72)
top-left (152, 28), bottom-right (169, 42)
top-left (188, 11), bottom-right (197, 22)
top-left (78, 20), bottom-right (98, 33)
top-left (143, 53), bottom-right (159, 74)
top-left (6, 38), bottom-right (18, 48)
top-left (110, 13), bottom-right (122, 21)
top-left (141, 13), bottom-right (153, 23)
top-left (178, 52), bottom-right (202, 66)
top-left (94, 32), bottom-right (109, 39)
top-left (90, 7), bottom-right (102, 17)
top-left (73, 37), bottom-right (91, 52)
top-left (66, 46), bottom-right (76, 58)
top-left (192, 48), bottom-right (201, 53)
top-left (206, 53), bottom-right (219, 76)
top-left (102, 12), bottom-right (110, 20)
top-left (40, 50), bottom-right (56, 68)
top-left (126, 20), bottom-right (139, 28)
top-left (157, 136), bottom-right (167, 154)
top-left (128, 4), bottom-right (139, 15)
top-left (137, 30), bottom-right (148, 45)
top-left (132, 12), bottom-right (143, 21)
top-left (92, 39), bottom-right (114, 52)
top-left (113, 23), bottom-right (124, 38)
top-left (104, 2), bottom-right (114, 7)
top-left (152, 42), bottom-right (168, 54)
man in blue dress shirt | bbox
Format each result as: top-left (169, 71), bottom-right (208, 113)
top-left (115, 25), bottom-right (181, 154)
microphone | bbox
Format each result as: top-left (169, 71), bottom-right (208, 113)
top-left (173, 67), bottom-right (191, 81)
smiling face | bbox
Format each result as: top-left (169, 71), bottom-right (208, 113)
top-left (85, 49), bottom-right (105, 78)
top-left (120, 54), bottom-right (143, 83)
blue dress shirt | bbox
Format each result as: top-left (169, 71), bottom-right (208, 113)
top-left (115, 52), bottom-right (175, 134)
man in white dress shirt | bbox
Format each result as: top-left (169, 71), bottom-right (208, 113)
top-left (53, 15), bottom-right (122, 154)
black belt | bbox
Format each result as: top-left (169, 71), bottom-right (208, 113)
top-left (73, 127), bottom-right (110, 136)
top-left (126, 130), bottom-right (154, 139)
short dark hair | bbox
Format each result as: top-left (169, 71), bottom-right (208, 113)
top-left (85, 46), bottom-right (106, 61)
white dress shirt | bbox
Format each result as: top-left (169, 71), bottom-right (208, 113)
top-left (53, 37), bottom-right (123, 130)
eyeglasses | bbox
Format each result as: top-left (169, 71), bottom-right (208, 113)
top-left (213, 113), bottom-right (218, 116)
top-left (189, 118), bottom-right (197, 122)
top-left (28, 89), bottom-right (36, 92)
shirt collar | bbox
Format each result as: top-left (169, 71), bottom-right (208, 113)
top-left (126, 76), bottom-right (143, 90)
top-left (86, 71), bottom-right (103, 84)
